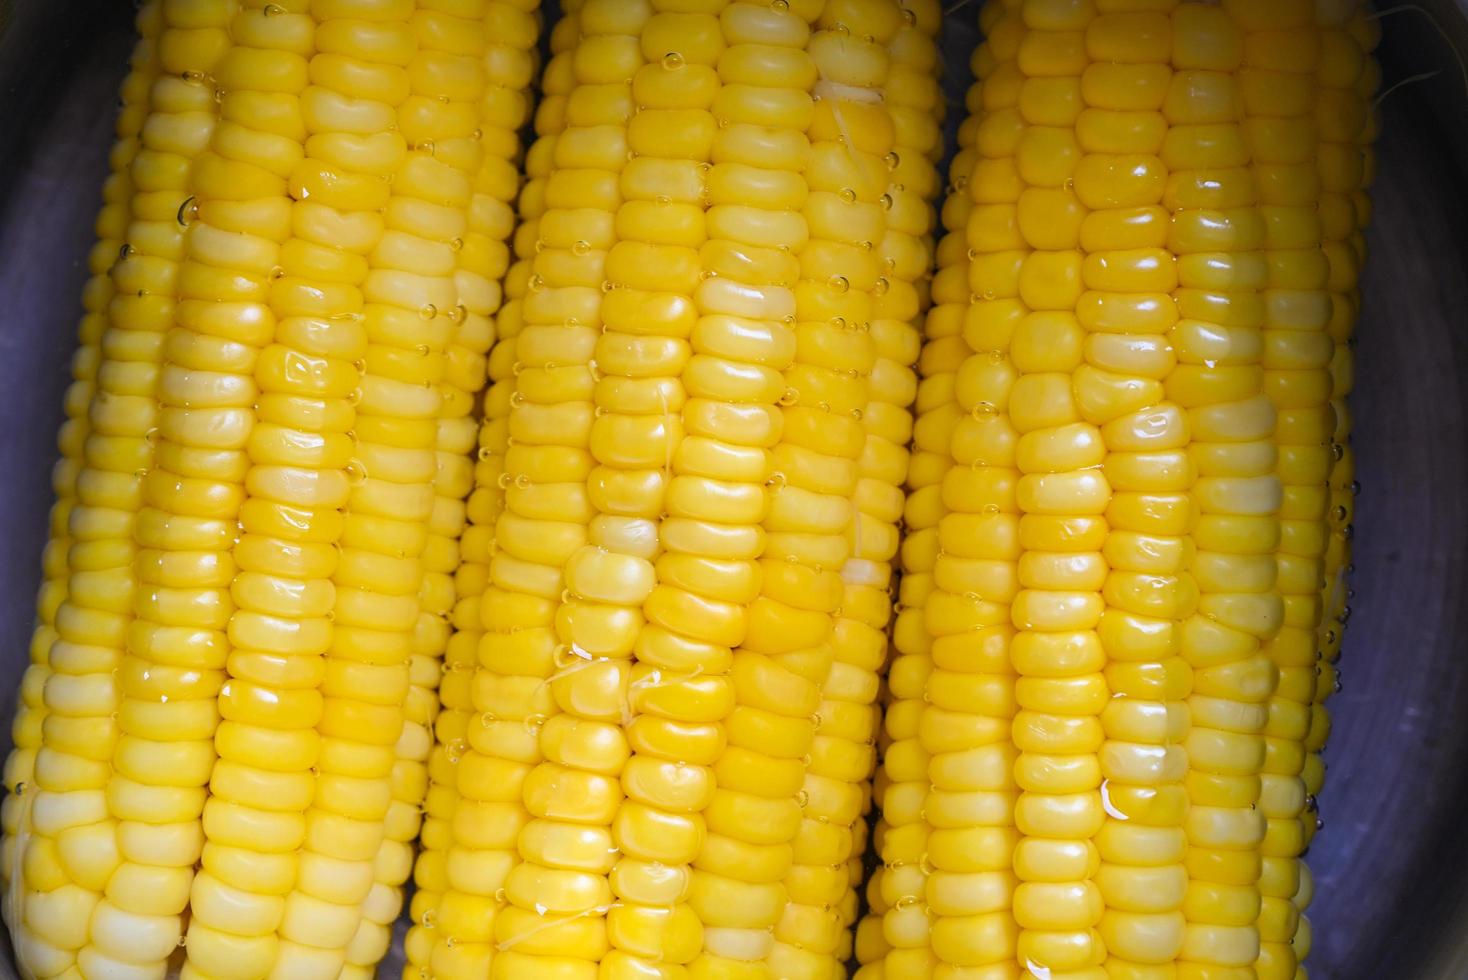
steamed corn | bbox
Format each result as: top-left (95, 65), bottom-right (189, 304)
top-left (0, 0), bottom-right (1385, 975)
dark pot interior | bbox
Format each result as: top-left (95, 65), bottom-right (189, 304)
top-left (1, 1), bottom-right (1466, 976)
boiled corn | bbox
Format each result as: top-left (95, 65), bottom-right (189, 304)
top-left (0, 0), bottom-right (1394, 974)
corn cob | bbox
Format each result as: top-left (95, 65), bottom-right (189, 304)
top-left (10, 5), bottom-right (229, 977)
top-left (775, 0), bottom-right (940, 971)
top-left (1244, 0), bottom-right (1338, 973)
top-left (758, 2), bottom-right (903, 973)
top-left (171, 3), bottom-right (367, 975)
top-left (409, 9), bottom-right (573, 973)
top-left (495, 5), bottom-right (656, 978)
top-left (0, 0), bottom-right (162, 917)
top-left (402, 9), bottom-right (565, 977)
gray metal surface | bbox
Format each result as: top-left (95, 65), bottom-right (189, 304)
top-left (1, 2), bottom-right (1466, 977)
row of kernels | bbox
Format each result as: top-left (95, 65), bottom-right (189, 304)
top-left (863, 18), bottom-right (1002, 975)
top-left (642, 0), bottom-right (814, 973)
top-left (847, 9), bottom-right (945, 974)
top-left (1004, 0), bottom-right (1116, 973)
top-left (1240, 0), bottom-right (1335, 971)
top-left (156, 7), bottom-right (313, 979)
top-left (484, 0), bottom-right (655, 974)
top-left (587, 1), bottom-right (727, 977)
top-left (1063, 1), bottom-right (1197, 974)
top-left (1308, 8), bottom-right (1379, 787)
top-left (1316, 8), bottom-right (1378, 667)
top-left (840, 3), bottom-right (938, 970)
top-left (402, 3), bottom-right (552, 976)
top-left (1164, 3), bottom-right (1284, 975)
top-left (35, 4), bottom-right (233, 977)
top-left (340, 3), bottom-right (515, 975)
top-left (0, 2), bottom-right (161, 930)
top-left (413, 9), bottom-right (573, 975)
top-left (430, 1), bottom-right (638, 975)
top-left (177, 3), bottom-right (377, 976)
top-left (698, 3), bottom-right (882, 972)
top-left (786, 0), bottom-right (933, 968)
top-left (910, 1), bottom-right (1027, 975)
top-left (765, 3), bottom-right (903, 974)
top-left (256, 4), bottom-right (426, 975)
top-left (1295, 7), bottom-right (1380, 970)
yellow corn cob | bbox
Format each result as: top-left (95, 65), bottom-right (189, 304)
top-left (493, 3), bottom-right (658, 975)
top-left (408, 5), bottom-right (573, 972)
top-left (798, 0), bottom-right (933, 968)
top-left (903, 1), bottom-right (1326, 976)
top-left (0, 0), bottom-right (162, 918)
top-left (400, 3), bottom-right (548, 977)
top-left (1245, 1), bottom-right (1343, 973)
top-left (10, 6), bottom-right (229, 978)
